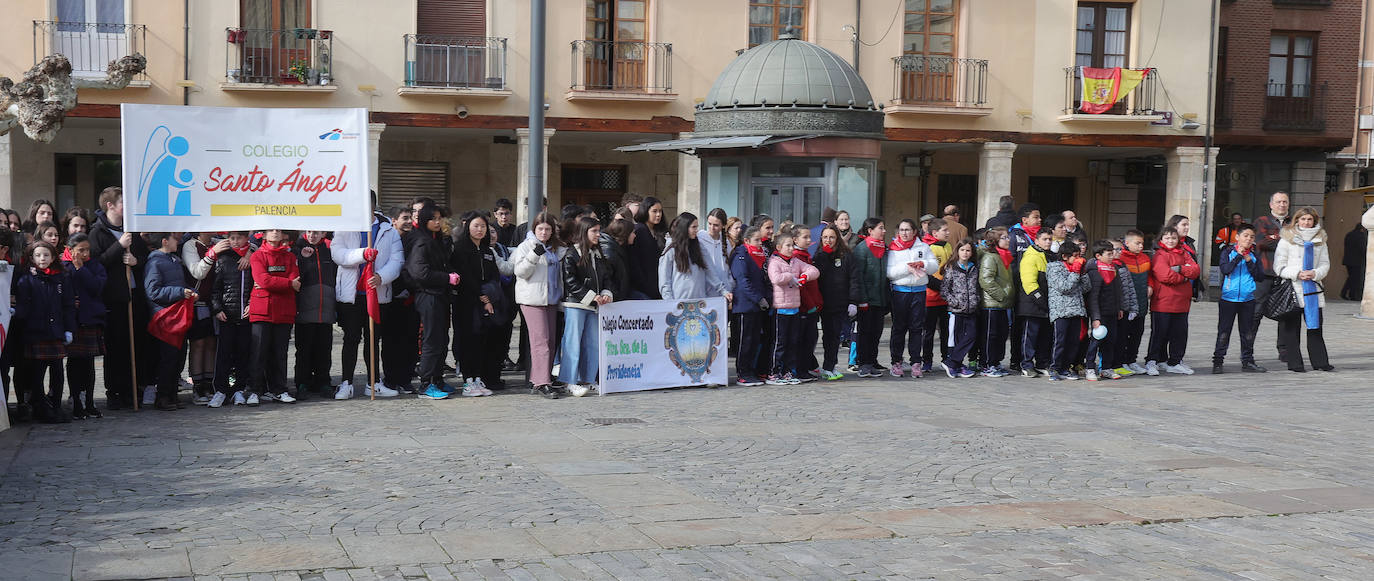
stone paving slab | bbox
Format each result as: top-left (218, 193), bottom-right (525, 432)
top-left (525, 524), bottom-right (660, 556)
top-left (430, 529), bottom-right (552, 561)
top-left (72, 548), bottom-right (190, 580)
top-left (189, 540), bottom-right (351, 575)
top-left (336, 535), bottom-right (450, 568)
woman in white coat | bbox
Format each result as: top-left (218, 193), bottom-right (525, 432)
top-left (1273, 206), bottom-right (1332, 372)
top-left (512, 212), bottom-right (567, 398)
top-left (885, 218), bottom-right (939, 378)
top-left (659, 212), bottom-right (733, 301)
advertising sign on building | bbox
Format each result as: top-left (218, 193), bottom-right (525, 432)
top-left (597, 297), bottom-right (729, 394)
top-left (120, 104), bottom-right (371, 232)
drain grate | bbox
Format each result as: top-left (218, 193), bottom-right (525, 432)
top-left (587, 417), bottom-right (647, 425)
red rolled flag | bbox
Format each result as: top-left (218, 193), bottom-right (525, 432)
top-left (362, 260), bottom-right (381, 324)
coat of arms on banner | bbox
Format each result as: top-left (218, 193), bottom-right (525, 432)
top-left (663, 300), bottom-right (722, 382)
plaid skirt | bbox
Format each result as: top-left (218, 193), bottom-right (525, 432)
top-left (66, 326), bottom-right (106, 358)
top-left (24, 339), bottom-right (67, 361)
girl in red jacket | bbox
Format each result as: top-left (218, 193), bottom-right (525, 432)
top-left (245, 229), bottom-right (300, 406)
top-left (1145, 226), bottom-right (1200, 376)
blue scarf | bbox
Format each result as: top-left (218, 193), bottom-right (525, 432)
top-left (1302, 240), bottom-right (1320, 330)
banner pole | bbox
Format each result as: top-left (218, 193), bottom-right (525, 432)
top-left (367, 227), bottom-right (376, 401)
top-left (126, 264), bottom-right (139, 412)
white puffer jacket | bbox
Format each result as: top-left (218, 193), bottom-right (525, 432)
top-left (885, 240), bottom-right (939, 289)
top-left (512, 237), bottom-right (566, 306)
top-left (1274, 226), bottom-right (1330, 308)
top-left (333, 215), bottom-right (404, 304)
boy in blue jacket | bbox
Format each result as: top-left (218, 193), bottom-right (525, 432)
top-left (1212, 223), bottom-right (1267, 374)
top-left (730, 225), bottom-right (771, 386)
top-left (145, 232), bottom-right (197, 411)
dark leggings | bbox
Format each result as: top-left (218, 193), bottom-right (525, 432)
top-left (982, 309), bottom-right (1010, 368)
top-left (338, 300), bottom-right (379, 386)
top-left (66, 356), bottom-right (96, 410)
top-left (889, 290), bottom-right (926, 364)
top-left (1277, 310), bottom-right (1329, 371)
top-left (856, 306), bottom-right (887, 367)
top-left (1146, 312), bottom-right (1189, 366)
top-left (920, 304), bottom-right (949, 367)
top-left (28, 358), bottom-right (64, 406)
top-left (820, 311), bottom-right (847, 371)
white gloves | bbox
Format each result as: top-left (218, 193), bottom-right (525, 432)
top-left (1128, 312), bottom-right (1137, 321)
top-left (63, 331), bottom-right (73, 345)
top-left (847, 304), bottom-right (858, 318)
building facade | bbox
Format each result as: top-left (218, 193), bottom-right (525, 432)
top-left (1213, 0), bottom-right (1363, 231)
top-left (2, 0), bottom-right (1220, 248)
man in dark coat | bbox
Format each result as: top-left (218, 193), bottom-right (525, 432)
top-left (1343, 222), bottom-right (1367, 300)
top-left (87, 187), bottom-right (153, 409)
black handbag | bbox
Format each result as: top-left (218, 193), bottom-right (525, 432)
top-left (1261, 279), bottom-right (1302, 321)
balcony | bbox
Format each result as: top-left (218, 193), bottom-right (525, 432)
top-left (1059, 66), bottom-right (1163, 122)
top-left (33, 20), bottom-right (148, 87)
top-left (222, 28), bottom-right (336, 92)
top-left (886, 55), bottom-right (990, 116)
top-left (1263, 82), bottom-right (1326, 132)
top-left (398, 35), bottom-right (510, 98)
top-left (567, 40), bottom-right (675, 102)
top-left (1215, 79), bottom-right (1234, 129)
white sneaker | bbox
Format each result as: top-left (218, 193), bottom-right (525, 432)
top-left (366, 383), bottom-right (399, 398)
top-left (890, 362), bottom-right (906, 377)
top-left (473, 377), bottom-right (494, 396)
top-left (1127, 362), bottom-right (1148, 374)
top-left (1085, 369), bottom-right (1100, 381)
top-left (208, 392), bottom-right (226, 408)
top-left (277, 392), bottom-right (297, 403)
top-left (142, 385), bottom-right (157, 405)
top-left (232, 391), bottom-right (246, 406)
top-left (334, 381), bottom-right (354, 400)
top-left (1164, 363), bottom-right (1195, 375)
top-left (461, 380), bottom-right (485, 397)
top-left (569, 383), bottom-right (591, 397)
top-left (1145, 361), bottom-right (1160, 376)
top-left (245, 393), bottom-right (260, 406)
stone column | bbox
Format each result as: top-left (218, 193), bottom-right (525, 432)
top-left (676, 132), bottom-right (702, 216)
top-left (367, 122), bottom-right (385, 192)
top-left (0, 133), bottom-right (12, 210)
top-left (516, 127), bottom-right (556, 225)
top-left (1164, 146), bottom-right (1219, 271)
top-left (1363, 204), bottom-right (1374, 318)
top-left (1339, 163), bottom-right (1361, 192)
top-left (1290, 160), bottom-right (1327, 212)
top-left (976, 142), bottom-right (1016, 227)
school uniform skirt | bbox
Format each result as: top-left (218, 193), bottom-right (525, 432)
top-left (66, 326), bottom-right (106, 358)
top-left (25, 339), bottom-right (67, 360)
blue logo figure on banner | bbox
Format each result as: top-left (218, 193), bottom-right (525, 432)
top-left (137, 126), bottom-right (195, 216)
top-left (664, 300), bottom-right (722, 383)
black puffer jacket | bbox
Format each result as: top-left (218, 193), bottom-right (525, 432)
top-left (813, 246), bottom-right (861, 314)
top-left (598, 232), bottom-right (631, 298)
top-left (88, 210), bottom-right (149, 305)
top-left (562, 244), bottom-right (621, 309)
top-left (405, 229), bottom-right (453, 295)
top-left (293, 238), bottom-right (337, 324)
top-left (211, 249), bottom-right (253, 322)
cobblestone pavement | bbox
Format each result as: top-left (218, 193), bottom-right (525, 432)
top-left (1, 302), bottom-right (1372, 580)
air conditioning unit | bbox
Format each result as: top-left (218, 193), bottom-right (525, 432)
top-left (1360, 114), bottom-right (1374, 130)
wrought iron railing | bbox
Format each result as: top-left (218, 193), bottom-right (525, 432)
top-left (1063, 66), bottom-right (1158, 116)
top-left (33, 20), bottom-right (147, 80)
top-left (1264, 82), bottom-right (1326, 131)
top-left (225, 27), bottom-right (334, 85)
top-left (570, 40), bottom-right (672, 92)
top-left (404, 35), bottom-right (507, 89)
top-left (1215, 78), bottom-right (1234, 129)
top-left (891, 55), bottom-right (988, 107)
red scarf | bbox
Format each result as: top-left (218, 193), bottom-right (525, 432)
top-left (1160, 244), bottom-right (1186, 256)
top-left (888, 236), bottom-right (916, 252)
top-left (61, 247), bottom-right (73, 261)
top-left (821, 243), bottom-right (836, 254)
top-left (1066, 257), bottom-right (1085, 273)
top-left (230, 243), bottom-right (250, 257)
top-left (1097, 260), bottom-right (1116, 285)
top-left (995, 246), bottom-right (1014, 268)
top-left (36, 265), bottom-right (62, 276)
top-left (744, 243), bottom-right (767, 269)
top-left (1237, 244), bottom-right (1252, 257)
top-left (794, 249), bottom-right (812, 264)
top-left (1021, 224), bottom-right (1041, 239)
top-left (921, 233), bottom-right (942, 246)
top-left (864, 236), bottom-right (886, 259)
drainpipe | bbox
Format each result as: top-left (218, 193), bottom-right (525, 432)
top-left (853, 0), bottom-right (861, 75)
top-left (183, 0), bottom-right (190, 106)
top-left (1200, 0), bottom-right (1219, 277)
top-left (528, 0), bottom-right (546, 222)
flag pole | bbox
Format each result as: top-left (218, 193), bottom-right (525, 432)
top-left (367, 226), bottom-right (376, 401)
top-left (126, 264), bottom-right (139, 412)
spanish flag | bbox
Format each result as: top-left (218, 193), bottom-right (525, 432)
top-left (1079, 67), bottom-right (1152, 114)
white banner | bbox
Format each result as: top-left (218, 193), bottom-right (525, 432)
top-left (121, 104), bottom-right (371, 232)
top-left (597, 297), bottom-right (729, 394)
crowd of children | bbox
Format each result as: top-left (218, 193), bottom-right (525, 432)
top-left (0, 187), bottom-right (1338, 422)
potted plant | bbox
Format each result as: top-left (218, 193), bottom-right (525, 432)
top-left (288, 59), bottom-right (309, 83)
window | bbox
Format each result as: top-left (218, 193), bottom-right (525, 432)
top-left (903, 0), bottom-right (957, 57)
top-left (1269, 32), bottom-right (1315, 97)
top-left (749, 0), bottom-right (806, 47)
top-left (1075, 2), bottom-right (1130, 69)
top-left (582, 0), bottom-right (649, 90)
top-left (238, 0), bottom-right (313, 83)
top-left (52, 0), bottom-right (128, 75)
top-left (379, 161), bottom-right (450, 210)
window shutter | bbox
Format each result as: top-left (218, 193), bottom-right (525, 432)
top-left (378, 161), bottom-right (450, 210)
top-left (418, 0), bottom-right (486, 37)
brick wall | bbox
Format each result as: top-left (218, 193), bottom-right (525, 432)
top-left (1218, 0), bottom-right (1360, 142)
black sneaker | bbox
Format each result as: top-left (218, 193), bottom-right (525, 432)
top-left (1212, 363), bottom-right (1225, 374)
top-left (1241, 361), bottom-right (1267, 373)
top-left (736, 376), bottom-right (764, 387)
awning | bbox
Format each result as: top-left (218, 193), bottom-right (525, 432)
top-left (615, 134), bottom-right (817, 153)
